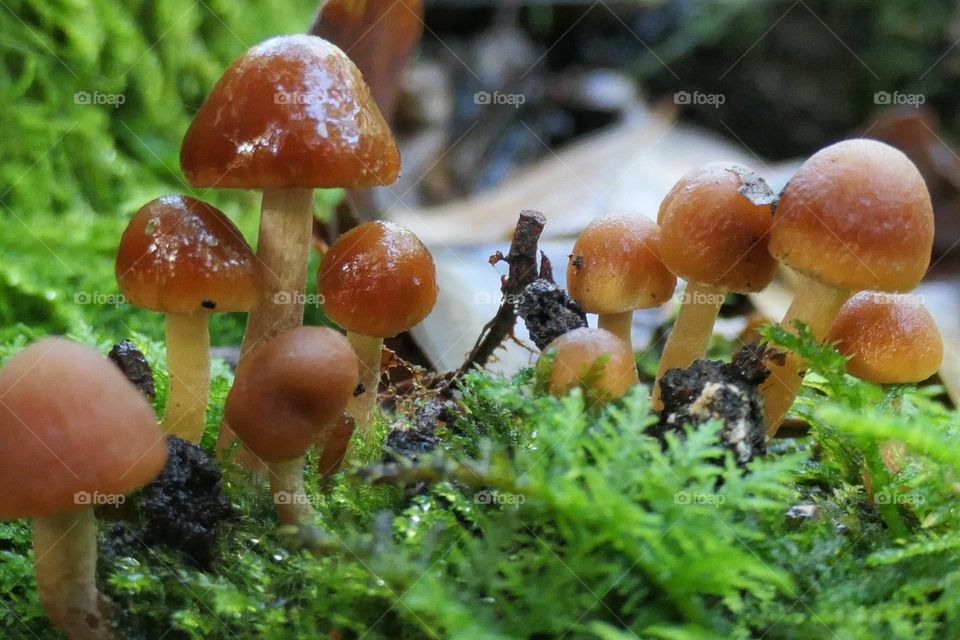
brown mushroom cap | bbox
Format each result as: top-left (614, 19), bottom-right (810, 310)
top-left (116, 195), bottom-right (262, 315)
top-left (658, 163), bottom-right (777, 293)
top-left (566, 213), bottom-right (677, 314)
top-left (539, 328), bottom-right (636, 402)
top-left (770, 139), bottom-right (934, 292)
top-left (181, 34), bottom-right (400, 189)
top-left (225, 327), bottom-right (359, 462)
top-left (319, 221), bottom-right (438, 338)
top-left (0, 339), bottom-right (167, 519)
top-left (827, 291), bottom-right (943, 383)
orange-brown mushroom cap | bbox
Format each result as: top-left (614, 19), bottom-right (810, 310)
top-left (116, 195), bottom-right (262, 315)
top-left (658, 163), bottom-right (777, 293)
top-left (827, 291), bottom-right (943, 384)
top-left (181, 34), bottom-right (400, 189)
top-left (539, 328), bottom-right (636, 402)
top-left (319, 221), bottom-right (438, 338)
top-left (566, 213), bottom-right (677, 314)
top-left (0, 339), bottom-right (167, 519)
top-left (225, 327), bottom-right (359, 462)
top-left (770, 139), bottom-right (934, 292)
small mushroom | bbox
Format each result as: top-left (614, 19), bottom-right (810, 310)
top-left (827, 292), bottom-right (943, 385)
top-left (319, 221), bottom-right (438, 441)
top-left (116, 195), bottom-right (261, 442)
top-left (537, 327), bottom-right (637, 406)
top-left (0, 339), bottom-right (167, 640)
top-left (762, 139), bottom-right (934, 435)
top-left (653, 163), bottom-right (777, 408)
top-left (224, 327), bottom-right (359, 526)
top-left (181, 34), bottom-right (400, 366)
top-left (565, 213), bottom-right (676, 367)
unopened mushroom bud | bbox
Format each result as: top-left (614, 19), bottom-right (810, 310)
top-left (653, 163), bottom-right (777, 408)
top-left (762, 139), bottom-right (934, 435)
top-left (181, 34), bottom-right (400, 366)
top-left (828, 292), bottom-right (942, 385)
top-left (0, 339), bottom-right (167, 640)
top-left (225, 327), bottom-right (359, 526)
top-left (538, 327), bottom-right (636, 406)
top-left (117, 195), bottom-right (261, 442)
top-left (319, 221), bottom-right (438, 441)
top-left (566, 213), bottom-right (676, 380)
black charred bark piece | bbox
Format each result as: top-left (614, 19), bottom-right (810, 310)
top-left (653, 344), bottom-right (773, 467)
top-left (108, 339), bottom-right (155, 400)
top-left (382, 399), bottom-right (457, 463)
top-left (516, 278), bottom-right (588, 350)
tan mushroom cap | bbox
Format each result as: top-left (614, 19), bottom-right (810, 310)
top-left (225, 327), bottom-right (359, 462)
top-left (566, 213), bottom-right (677, 314)
top-left (0, 339), bottom-right (167, 519)
top-left (770, 139), bottom-right (934, 292)
top-left (116, 195), bottom-right (262, 315)
top-left (539, 328), bottom-right (636, 402)
top-left (828, 292), bottom-right (943, 384)
top-left (181, 34), bottom-right (400, 189)
top-left (658, 163), bottom-right (777, 293)
top-left (319, 221), bottom-right (438, 338)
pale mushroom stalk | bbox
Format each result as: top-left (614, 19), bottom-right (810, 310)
top-left (653, 282), bottom-right (724, 408)
top-left (345, 332), bottom-right (384, 443)
top-left (267, 457), bottom-right (316, 526)
top-left (760, 275), bottom-right (850, 436)
top-left (162, 313), bottom-right (210, 442)
top-left (239, 188), bottom-right (315, 361)
top-left (597, 311), bottom-right (633, 349)
top-left (33, 509), bottom-right (115, 640)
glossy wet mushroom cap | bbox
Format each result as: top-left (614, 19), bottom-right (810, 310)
top-left (566, 213), bottom-right (677, 314)
top-left (0, 339), bottom-right (167, 519)
top-left (116, 195), bottom-right (262, 315)
top-left (225, 327), bottom-right (360, 463)
top-left (770, 139), bottom-right (934, 292)
top-left (828, 292), bottom-right (943, 383)
top-left (181, 34), bottom-right (400, 189)
top-left (319, 221), bottom-right (438, 338)
top-left (539, 327), bottom-right (636, 402)
top-left (658, 163), bottom-right (777, 293)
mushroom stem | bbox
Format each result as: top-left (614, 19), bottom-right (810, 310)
top-left (268, 457), bottom-right (316, 526)
top-left (652, 282), bottom-right (724, 409)
top-left (162, 313), bottom-right (210, 442)
top-left (597, 311), bottom-right (633, 350)
top-left (240, 188), bottom-right (315, 361)
top-left (761, 275), bottom-right (850, 436)
top-left (345, 332), bottom-right (384, 444)
top-left (33, 508), bottom-right (115, 640)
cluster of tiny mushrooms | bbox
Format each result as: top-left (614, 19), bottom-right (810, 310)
top-left (0, 31), bottom-right (944, 640)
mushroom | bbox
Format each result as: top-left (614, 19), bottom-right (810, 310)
top-left (653, 163), bottom-right (777, 408)
top-left (0, 339), bottom-right (167, 640)
top-left (224, 327), bottom-right (359, 526)
top-left (537, 327), bottom-right (637, 406)
top-left (116, 195), bottom-right (261, 442)
top-left (762, 139), bottom-right (934, 435)
top-left (180, 34), bottom-right (400, 364)
top-left (566, 213), bottom-right (677, 363)
top-left (319, 220), bottom-right (438, 440)
top-left (828, 292), bottom-right (943, 385)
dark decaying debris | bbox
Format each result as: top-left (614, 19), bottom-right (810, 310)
top-left (516, 278), bottom-right (588, 350)
top-left (653, 344), bottom-right (773, 467)
top-left (108, 339), bottom-right (155, 399)
top-left (136, 437), bottom-right (236, 568)
top-left (382, 399), bottom-right (457, 463)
